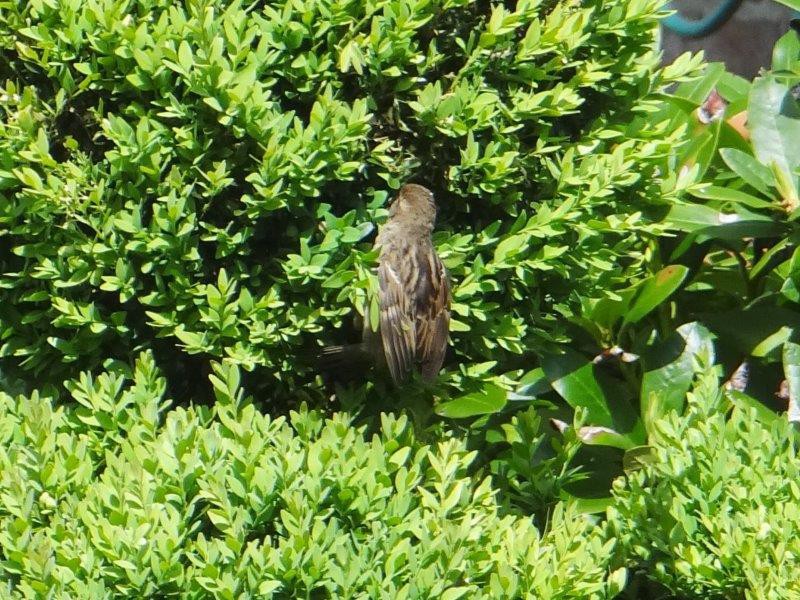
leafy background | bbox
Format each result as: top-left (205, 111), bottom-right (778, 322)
top-left (0, 0), bottom-right (698, 403)
top-left (2, 0), bottom-right (800, 597)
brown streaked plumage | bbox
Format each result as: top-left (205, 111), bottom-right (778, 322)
top-left (320, 183), bottom-right (451, 385)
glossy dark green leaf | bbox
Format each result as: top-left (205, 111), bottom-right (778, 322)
top-left (509, 367), bottom-right (551, 401)
top-left (640, 322), bottom-right (714, 436)
top-left (694, 119), bottom-right (723, 180)
top-left (701, 307), bottom-right (800, 359)
top-left (585, 289), bottom-right (636, 332)
top-left (550, 418), bottom-right (639, 450)
top-left (623, 265), bottom-right (689, 325)
top-left (719, 147), bottom-right (775, 195)
top-left (435, 383), bottom-right (507, 418)
top-left (716, 71), bottom-right (751, 104)
top-left (772, 29), bottom-right (800, 72)
top-left (541, 349), bottom-right (615, 428)
top-left (664, 202), bottom-right (785, 241)
top-left (748, 75), bottom-right (800, 199)
top-left (575, 425), bottom-right (637, 450)
top-left (690, 184), bottom-right (775, 210)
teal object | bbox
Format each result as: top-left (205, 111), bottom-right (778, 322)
top-left (663, 0), bottom-right (743, 37)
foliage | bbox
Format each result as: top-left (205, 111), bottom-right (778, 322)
top-left (5, 0), bottom-right (800, 596)
top-left (0, 0), bottom-right (703, 404)
top-left (474, 25), bottom-right (800, 515)
top-left (608, 366), bottom-right (800, 599)
top-left (0, 356), bottom-right (624, 599)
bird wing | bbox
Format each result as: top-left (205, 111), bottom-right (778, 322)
top-left (378, 260), bottom-right (416, 385)
top-left (416, 252), bottom-right (451, 382)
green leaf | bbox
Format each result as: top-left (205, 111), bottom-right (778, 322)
top-left (623, 265), bottom-right (689, 325)
top-left (178, 41), bottom-right (193, 73)
top-left (509, 367), bottom-right (551, 400)
top-left (784, 342), bottom-right (800, 423)
top-left (322, 270), bottom-right (356, 289)
top-left (748, 74), bottom-right (800, 200)
top-left (435, 383), bottom-right (507, 418)
top-left (719, 147), bottom-right (775, 196)
top-left (772, 29), bottom-right (800, 72)
top-left (575, 425), bottom-right (636, 450)
top-left (560, 493), bottom-right (613, 514)
top-left (673, 62), bottom-right (725, 104)
top-left (701, 307), bottom-right (800, 358)
top-left (772, 0), bottom-right (800, 12)
top-left (622, 445), bottom-right (655, 473)
top-left (690, 184), bottom-right (774, 210)
top-left (541, 349), bottom-right (615, 428)
top-left (752, 326), bottom-right (793, 357)
top-left (726, 389), bottom-right (779, 425)
top-left (664, 202), bottom-right (785, 241)
top-left (441, 587), bottom-right (471, 600)
top-left (640, 322), bottom-right (714, 436)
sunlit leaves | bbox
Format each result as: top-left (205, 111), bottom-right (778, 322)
top-left (0, 358), bottom-right (619, 598)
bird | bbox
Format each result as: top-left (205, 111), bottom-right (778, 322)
top-left (320, 183), bottom-right (451, 385)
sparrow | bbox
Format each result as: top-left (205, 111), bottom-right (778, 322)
top-left (320, 183), bottom-right (451, 385)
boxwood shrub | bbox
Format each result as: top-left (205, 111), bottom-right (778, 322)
top-left (0, 355), bottom-right (624, 598)
top-left (0, 0), bottom-right (701, 402)
top-left (609, 366), bottom-right (800, 599)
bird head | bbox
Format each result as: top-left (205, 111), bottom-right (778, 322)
top-left (389, 184), bottom-right (437, 229)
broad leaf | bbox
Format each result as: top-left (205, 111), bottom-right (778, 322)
top-left (664, 202), bottom-right (785, 241)
top-left (672, 62), bottom-right (725, 104)
top-left (640, 322), bottom-right (714, 437)
top-left (690, 184), bottom-right (775, 210)
top-left (719, 147), bottom-right (775, 196)
top-left (436, 383), bottom-right (507, 418)
top-left (542, 352), bottom-right (612, 427)
top-left (623, 265), bottom-right (689, 325)
top-left (701, 307), bottom-right (800, 358)
top-left (748, 74), bottom-right (800, 202)
top-left (772, 29), bottom-right (800, 72)
top-left (773, 0), bottom-right (800, 12)
top-left (784, 342), bottom-right (800, 423)
top-left (509, 367), bottom-right (552, 401)
top-left (560, 493), bottom-right (613, 514)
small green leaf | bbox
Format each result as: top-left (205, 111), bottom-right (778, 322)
top-left (322, 270), bottom-right (356, 289)
top-left (178, 41), bottom-right (193, 73)
top-left (441, 587), bottom-right (471, 600)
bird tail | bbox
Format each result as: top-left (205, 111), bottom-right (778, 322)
top-left (317, 343), bottom-right (372, 379)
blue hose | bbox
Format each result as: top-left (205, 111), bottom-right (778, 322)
top-left (663, 0), bottom-right (743, 37)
